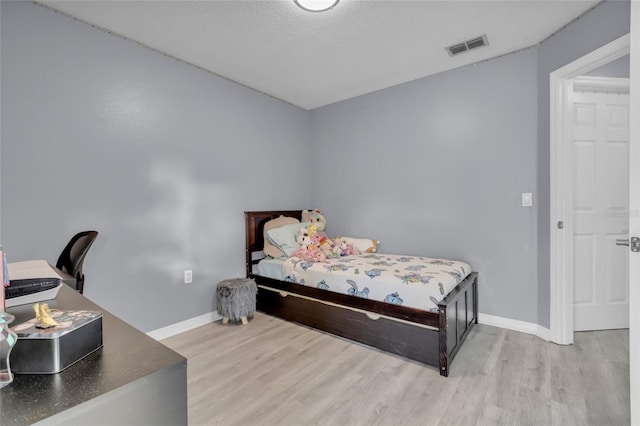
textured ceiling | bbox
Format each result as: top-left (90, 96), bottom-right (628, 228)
top-left (38, 0), bottom-right (601, 110)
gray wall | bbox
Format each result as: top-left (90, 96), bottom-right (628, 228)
top-left (310, 48), bottom-right (540, 322)
top-left (0, 1), bottom-right (310, 331)
top-left (584, 54), bottom-right (630, 78)
top-left (536, 0), bottom-right (630, 328)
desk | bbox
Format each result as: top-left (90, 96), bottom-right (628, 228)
top-left (1, 286), bottom-right (187, 425)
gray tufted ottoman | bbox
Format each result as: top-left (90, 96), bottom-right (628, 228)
top-left (217, 278), bottom-right (257, 325)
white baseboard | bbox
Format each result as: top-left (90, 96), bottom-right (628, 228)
top-left (147, 311), bottom-right (221, 341)
top-left (478, 313), bottom-right (551, 341)
top-left (148, 311), bottom-right (553, 342)
top-left (536, 325), bottom-right (551, 341)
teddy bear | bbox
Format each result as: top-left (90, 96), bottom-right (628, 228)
top-left (303, 210), bottom-right (335, 255)
top-left (331, 240), bottom-right (344, 257)
top-left (302, 209), bottom-right (326, 232)
top-left (309, 227), bottom-right (323, 249)
top-left (295, 226), bottom-right (312, 250)
top-left (332, 239), bottom-right (358, 257)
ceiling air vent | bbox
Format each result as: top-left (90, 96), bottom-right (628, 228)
top-left (446, 34), bottom-right (489, 57)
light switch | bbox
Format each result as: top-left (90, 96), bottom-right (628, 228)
top-left (522, 193), bottom-right (533, 207)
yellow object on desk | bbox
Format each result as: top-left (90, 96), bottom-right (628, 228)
top-left (33, 303), bottom-right (58, 329)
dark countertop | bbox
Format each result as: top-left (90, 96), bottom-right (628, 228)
top-left (1, 285), bottom-right (187, 425)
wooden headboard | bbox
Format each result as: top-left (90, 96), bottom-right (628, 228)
top-left (244, 210), bottom-right (303, 277)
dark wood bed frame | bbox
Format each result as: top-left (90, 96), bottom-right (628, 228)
top-left (245, 210), bottom-right (478, 377)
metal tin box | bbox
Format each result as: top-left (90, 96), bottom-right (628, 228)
top-left (9, 310), bottom-right (103, 374)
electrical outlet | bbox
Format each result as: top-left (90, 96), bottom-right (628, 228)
top-left (184, 270), bottom-right (193, 284)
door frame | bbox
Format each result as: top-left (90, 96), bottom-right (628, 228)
top-left (629, 3), bottom-right (639, 422)
top-left (550, 33), bottom-right (630, 345)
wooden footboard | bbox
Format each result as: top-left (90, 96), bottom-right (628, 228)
top-left (245, 210), bottom-right (478, 377)
top-left (438, 272), bottom-right (478, 376)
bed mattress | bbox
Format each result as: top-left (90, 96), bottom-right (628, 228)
top-left (258, 253), bottom-right (471, 312)
top-left (257, 257), bottom-right (288, 281)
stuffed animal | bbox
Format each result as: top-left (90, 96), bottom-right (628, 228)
top-left (295, 226), bottom-right (312, 250)
top-left (319, 238), bottom-right (336, 258)
top-left (331, 241), bottom-right (343, 257)
top-left (341, 242), bottom-right (359, 256)
top-left (290, 246), bottom-right (327, 262)
top-left (335, 236), bottom-right (380, 253)
top-left (305, 222), bottom-right (330, 255)
top-left (302, 209), bottom-right (326, 232)
top-left (310, 230), bottom-right (323, 247)
top-left (335, 240), bottom-right (358, 256)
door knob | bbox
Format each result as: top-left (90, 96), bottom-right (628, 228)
top-left (616, 237), bottom-right (640, 252)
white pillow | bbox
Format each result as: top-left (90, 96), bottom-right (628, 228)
top-left (267, 222), bottom-right (310, 257)
top-left (336, 236), bottom-right (380, 253)
top-left (263, 216), bottom-right (300, 258)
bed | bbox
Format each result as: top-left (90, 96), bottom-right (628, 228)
top-left (245, 210), bottom-right (478, 377)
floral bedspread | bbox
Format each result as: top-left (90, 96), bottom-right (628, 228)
top-left (283, 253), bottom-right (472, 312)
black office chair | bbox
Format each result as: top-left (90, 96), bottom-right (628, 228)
top-left (56, 231), bottom-right (99, 294)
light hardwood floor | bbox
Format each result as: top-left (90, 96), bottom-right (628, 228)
top-left (162, 313), bottom-right (630, 426)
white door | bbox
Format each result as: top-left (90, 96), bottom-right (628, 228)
top-left (572, 81), bottom-right (630, 331)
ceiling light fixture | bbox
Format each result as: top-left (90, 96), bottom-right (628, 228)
top-left (294, 0), bottom-right (340, 12)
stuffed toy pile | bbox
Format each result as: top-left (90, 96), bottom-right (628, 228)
top-left (290, 209), bottom-right (359, 262)
top-left (291, 225), bottom-right (327, 263)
